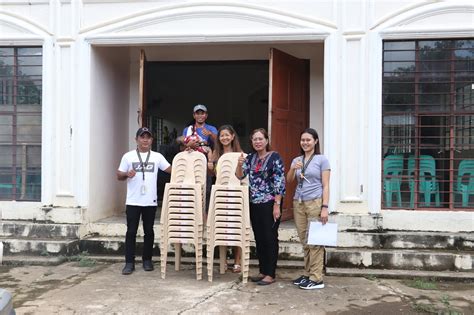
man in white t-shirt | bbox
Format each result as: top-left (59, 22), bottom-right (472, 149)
top-left (117, 127), bottom-right (171, 275)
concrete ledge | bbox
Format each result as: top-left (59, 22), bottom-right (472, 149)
top-left (1, 238), bottom-right (80, 256)
top-left (381, 210), bottom-right (474, 232)
top-left (326, 248), bottom-right (474, 271)
top-left (0, 205), bottom-right (84, 224)
top-left (337, 231), bottom-right (474, 250)
top-left (1, 221), bottom-right (81, 239)
top-left (2, 255), bottom-right (65, 266)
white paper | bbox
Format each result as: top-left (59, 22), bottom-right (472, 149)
top-left (307, 222), bottom-right (338, 247)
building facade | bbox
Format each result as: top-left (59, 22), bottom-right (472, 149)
top-left (0, 0), bottom-right (473, 232)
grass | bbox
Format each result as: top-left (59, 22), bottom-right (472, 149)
top-left (411, 302), bottom-right (437, 313)
top-left (62, 251), bottom-right (96, 267)
top-left (403, 278), bottom-right (438, 290)
top-left (410, 294), bottom-right (463, 314)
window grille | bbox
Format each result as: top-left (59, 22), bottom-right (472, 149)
top-left (0, 47), bottom-right (42, 201)
top-left (382, 39), bottom-right (473, 210)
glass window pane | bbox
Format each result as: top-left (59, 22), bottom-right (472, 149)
top-left (0, 46), bottom-right (42, 201)
top-left (384, 41), bottom-right (415, 50)
top-left (382, 39), bottom-right (474, 210)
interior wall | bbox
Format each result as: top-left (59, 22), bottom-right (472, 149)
top-left (89, 46), bottom-right (130, 221)
top-left (146, 62), bottom-right (269, 152)
top-left (128, 42), bottom-right (324, 149)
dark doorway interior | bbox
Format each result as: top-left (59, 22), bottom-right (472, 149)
top-left (145, 60), bottom-right (269, 201)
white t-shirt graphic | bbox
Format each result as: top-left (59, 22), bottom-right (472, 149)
top-left (118, 150), bottom-right (171, 206)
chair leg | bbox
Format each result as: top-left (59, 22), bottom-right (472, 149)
top-left (461, 190), bottom-right (468, 207)
top-left (385, 190), bottom-right (392, 207)
top-left (160, 241), bottom-right (168, 279)
top-left (219, 246), bottom-right (227, 274)
top-left (396, 190), bottom-right (402, 208)
top-left (409, 183), bottom-right (414, 208)
top-left (423, 191), bottom-right (431, 206)
top-left (175, 243), bottom-right (181, 271)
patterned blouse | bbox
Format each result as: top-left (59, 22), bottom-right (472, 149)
top-left (242, 151), bottom-right (286, 204)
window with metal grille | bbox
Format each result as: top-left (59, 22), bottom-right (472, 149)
top-left (382, 39), bottom-right (473, 210)
top-left (0, 47), bottom-right (42, 201)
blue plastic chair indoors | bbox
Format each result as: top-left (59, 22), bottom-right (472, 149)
top-left (408, 155), bottom-right (440, 208)
top-left (383, 155), bottom-right (404, 207)
top-left (455, 159), bottom-right (474, 207)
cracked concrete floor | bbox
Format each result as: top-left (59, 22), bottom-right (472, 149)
top-left (1, 262), bottom-right (473, 314)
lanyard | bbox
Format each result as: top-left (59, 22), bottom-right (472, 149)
top-left (299, 153), bottom-right (315, 188)
top-left (136, 149), bottom-right (151, 181)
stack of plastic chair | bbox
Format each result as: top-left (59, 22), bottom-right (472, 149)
top-left (383, 155), bottom-right (404, 207)
top-left (160, 151), bottom-right (207, 280)
top-left (206, 152), bottom-right (251, 283)
top-left (455, 159), bottom-right (474, 207)
top-left (408, 155), bottom-right (440, 208)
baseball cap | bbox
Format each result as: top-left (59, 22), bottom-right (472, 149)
top-left (193, 104), bottom-right (208, 113)
top-left (136, 127), bottom-right (152, 138)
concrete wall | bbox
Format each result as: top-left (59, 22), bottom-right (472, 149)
top-left (89, 46), bottom-right (130, 221)
top-left (0, 0), bottom-right (472, 230)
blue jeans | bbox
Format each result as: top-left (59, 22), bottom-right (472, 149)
top-left (125, 205), bottom-right (157, 263)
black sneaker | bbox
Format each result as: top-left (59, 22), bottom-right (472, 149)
top-left (299, 279), bottom-right (324, 290)
top-left (143, 260), bottom-right (154, 271)
top-left (292, 275), bottom-right (309, 286)
top-left (122, 263), bottom-right (135, 275)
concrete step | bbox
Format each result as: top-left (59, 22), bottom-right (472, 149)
top-left (0, 220), bottom-right (81, 239)
top-left (325, 267), bottom-right (474, 281)
top-left (1, 255), bottom-right (66, 266)
top-left (79, 236), bottom-right (259, 258)
top-left (83, 217), bottom-right (474, 250)
top-left (0, 237), bottom-right (80, 256)
top-left (326, 248), bottom-right (474, 272)
top-left (338, 231), bottom-right (474, 250)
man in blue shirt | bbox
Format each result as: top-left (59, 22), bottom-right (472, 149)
top-left (182, 104), bottom-right (217, 153)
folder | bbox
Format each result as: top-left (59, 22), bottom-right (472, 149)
top-left (307, 222), bottom-right (338, 247)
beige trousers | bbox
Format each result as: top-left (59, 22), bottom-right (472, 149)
top-left (293, 199), bottom-right (324, 282)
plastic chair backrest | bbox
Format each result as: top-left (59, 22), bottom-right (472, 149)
top-left (383, 155), bottom-right (404, 177)
top-left (457, 159), bottom-right (474, 188)
top-left (408, 155), bottom-right (437, 178)
top-left (170, 151), bottom-right (206, 184)
top-left (215, 152), bottom-right (246, 186)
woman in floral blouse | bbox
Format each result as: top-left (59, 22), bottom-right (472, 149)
top-left (236, 128), bottom-right (286, 285)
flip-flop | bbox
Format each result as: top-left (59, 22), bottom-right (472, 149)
top-left (232, 264), bottom-right (241, 273)
top-left (250, 275), bottom-right (265, 282)
top-left (257, 279), bottom-right (275, 285)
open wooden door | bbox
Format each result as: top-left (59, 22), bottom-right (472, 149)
top-left (269, 48), bottom-right (309, 221)
top-left (138, 49), bottom-right (147, 127)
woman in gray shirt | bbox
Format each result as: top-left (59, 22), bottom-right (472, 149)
top-left (287, 128), bottom-right (330, 290)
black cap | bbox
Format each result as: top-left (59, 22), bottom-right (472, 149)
top-left (136, 127), bottom-right (152, 138)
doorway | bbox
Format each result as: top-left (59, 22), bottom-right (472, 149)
top-left (145, 60), bottom-right (269, 204)
top-left (140, 48), bottom-right (311, 220)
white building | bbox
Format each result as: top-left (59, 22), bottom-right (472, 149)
top-left (0, 0), bottom-right (473, 234)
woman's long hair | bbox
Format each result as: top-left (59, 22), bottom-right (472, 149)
top-left (300, 128), bottom-right (321, 155)
top-left (214, 125), bottom-right (242, 160)
top-left (249, 128), bottom-right (271, 152)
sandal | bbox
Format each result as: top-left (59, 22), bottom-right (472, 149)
top-left (232, 264), bottom-right (241, 273)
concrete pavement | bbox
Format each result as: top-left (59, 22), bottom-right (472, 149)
top-left (0, 261), bottom-right (473, 314)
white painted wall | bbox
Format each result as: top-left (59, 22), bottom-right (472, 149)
top-left (0, 0), bottom-right (472, 231)
top-left (126, 43), bottom-right (324, 149)
top-left (89, 46), bottom-right (130, 221)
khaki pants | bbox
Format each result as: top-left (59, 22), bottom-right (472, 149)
top-left (293, 199), bottom-right (324, 282)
